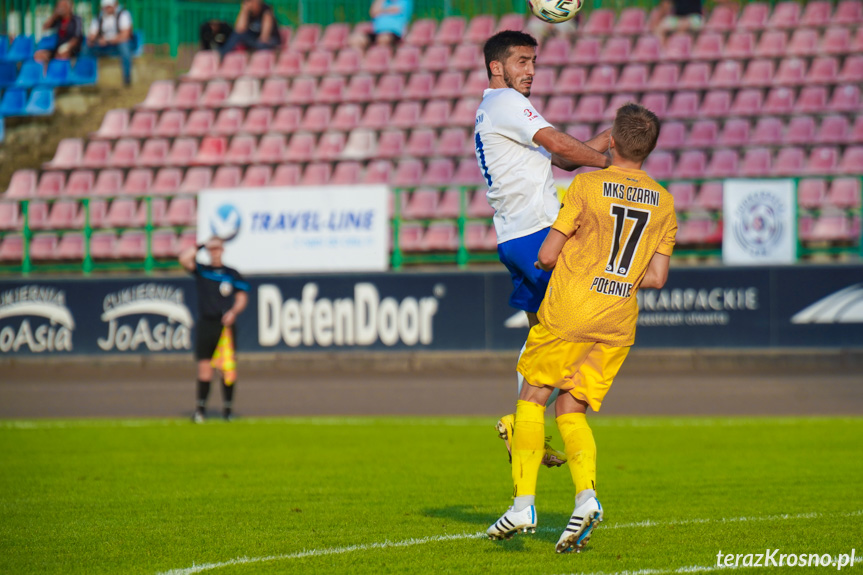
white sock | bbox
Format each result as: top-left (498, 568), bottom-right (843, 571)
top-left (576, 488), bottom-right (597, 507)
top-left (513, 495), bottom-right (535, 512)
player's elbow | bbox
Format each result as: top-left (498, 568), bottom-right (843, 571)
top-left (537, 251), bottom-right (558, 270)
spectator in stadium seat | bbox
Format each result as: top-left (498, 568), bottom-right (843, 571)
top-left (349, 0), bottom-right (414, 50)
top-left (179, 237), bottom-right (249, 423)
top-left (219, 0), bottom-right (281, 56)
top-left (34, 0), bottom-right (83, 64)
top-left (82, 0), bottom-right (134, 86)
top-left (200, 20), bottom-right (234, 52)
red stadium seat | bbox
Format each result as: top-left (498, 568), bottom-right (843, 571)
top-left (643, 151), bottom-right (674, 180)
top-left (300, 163), bottom-right (331, 186)
top-left (741, 59), bottom-right (774, 88)
top-left (772, 147), bottom-right (806, 176)
top-left (827, 178), bottom-right (862, 208)
top-left (30, 233), bottom-right (58, 260)
top-left (180, 109), bottom-right (213, 138)
top-left (362, 45), bottom-right (392, 75)
top-left (391, 101), bottom-right (421, 130)
top-left (572, 95), bottom-right (605, 122)
top-left (166, 138), bottom-right (198, 168)
top-left (467, 188), bottom-right (494, 217)
top-left (331, 103), bottom-right (361, 132)
top-left (689, 120), bottom-right (719, 148)
top-left (36, 172), bottom-right (65, 198)
top-left (529, 68), bottom-right (554, 97)
top-left (359, 102), bottom-right (391, 130)
top-left (816, 115), bottom-right (850, 145)
top-left (152, 110), bottom-right (184, 138)
top-left (290, 24), bottom-right (321, 52)
top-left (26, 201), bottom-right (50, 230)
top-left (668, 182), bottom-right (696, 211)
top-left (677, 151), bottom-right (707, 179)
top-left (787, 28), bottom-right (819, 57)
top-left (466, 14), bottom-right (495, 44)
top-left (615, 7), bottom-right (646, 35)
top-left (821, 27), bottom-right (851, 55)
top-left (422, 222), bottom-right (458, 251)
top-left (275, 51), bottom-right (302, 77)
top-left (786, 116), bottom-right (816, 145)
top-left (111, 139), bottom-right (141, 168)
top-left (495, 13), bottom-right (524, 33)
top-left (316, 132), bottom-right (346, 162)
top-left (303, 50), bottom-right (332, 76)
top-left (0, 235), bottom-right (24, 261)
top-left (751, 116), bottom-right (784, 146)
top-left (405, 19), bottom-right (437, 47)
top-left (399, 223), bottom-right (424, 252)
top-left (729, 89), bottom-right (762, 116)
top-left (331, 161), bottom-right (362, 185)
top-left (241, 165), bottom-right (272, 188)
top-left (798, 179), bottom-right (828, 209)
top-left (600, 37), bottom-right (631, 65)
top-left (123, 169), bottom-right (153, 196)
top-left (246, 50), bottom-right (275, 78)
top-left (741, 148), bottom-right (772, 177)
top-left (105, 198), bottom-right (138, 227)
top-left (43, 138), bottom-right (83, 170)
top-left (242, 107), bottom-right (274, 135)
top-left (138, 81), bottom-right (173, 110)
top-left (583, 9), bottom-right (614, 35)
top-left (171, 82), bottom-right (202, 109)
top-left (538, 37), bottom-right (569, 67)
top-left (437, 128), bottom-right (468, 158)
top-left (164, 198), bottom-right (196, 227)
top-left (705, 4), bottom-right (737, 32)
top-left (420, 45), bottom-right (451, 73)
top-left (571, 37), bottom-right (601, 66)
top-left (46, 201), bottom-right (77, 229)
top-left (287, 77), bottom-right (316, 106)
top-left (647, 63), bottom-right (679, 91)
top-left (402, 188), bottom-right (439, 219)
top-left (150, 229), bottom-right (178, 259)
top-left (678, 62), bottom-right (711, 90)
top-left (696, 182), bottom-right (724, 211)
top-left (795, 86), bottom-right (828, 114)
top-left (375, 74), bottom-right (406, 102)
top-left (194, 136), bottom-right (227, 166)
top-left (255, 134), bottom-right (286, 164)
top-left (544, 96), bottom-right (574, 125)
top-left (362, 160), bottom-right (393, 185)
top-left (436, 188), bottom-right (462, 219)
top-left (692, 32), bottom-right (723, 61)
top-left (828, 85), bottom-right (860, 113)
top-left (453, 159), bottom-right (483, 186)
top-left (755, 30), bottom-right (787, 59)
top-left (738, 2), bottom-right (769, 30)
top-left (424, 159), bottom-right (455, 187)
top-left (436, 16), bottom-right (466, 45)
top-left (343, 74), bottom-right (374, 103)
top-left (710, 60), bottom-right (742, 89)
top-left (271, 164), bottom-right (301, 187)
top-left (151, 168), bottom-right (182, 195)
top-left (300, 104), bottom-right (332, 133)
top-left (834, 0), bottom-right (863, 24)
top-left (433, 71), bottom-right (465, 100)
top-left (664, 33), bottom-right (692, 61)
top-left (773, 58), bottom-right (806, 88)
top-left (768, 2), bottom-right (801, 28)
top-left (807, 146), bottom-right (839, 175)
top-left (133, 139), bottom-right (166, 168)
top-left (392, 45), bottom-right (421, 74)
top-left (465, 222), bottom-right (496, 252)
top-left (723, 32), bottom-right (755, 59)
top-left (80, 140), bottom-right (111, 169)
top-left (630, 34), bottom-right (661, 63)
top-left (800, 1), bottom-right (832, 26)
top-left (448, 97), bottom-right (479, 127)
top-left (666, 91), bottom-right (700, 119)
top-left (320, 22), bottom-right (349, 51)
top-left (403, 72), bottom-right (433, 100)
top-left (763, 87), bottom-right (795, 115)
top-left (210, 108), bottom-right (243, 136)
top-left (406, 129), bottom-right (436, 158)
top-left (285, 133), bottom-right (316, 163)
top-left (584, 65), bottom-right (617, 94)
top-left (332, 48), bottom-right (361, 76)
top-left (64, 170), bottom-right (94, 197)
top-left (92, 109), bottom-right (129, 140)
top-left (809, 57), bottom-right (839, 84)
top-left (553, 67), bottom-right (585, 95)
top-left (185, 50), bottom-right (219, 81)
top-left (179, 167), bottom-right (212, 193)
top-left (272, 106), bottom-right (301, 133)
top-left (211, 166), bottom-right (242, 189)
top-left (377, 130), bottom-right (407, 159)
top-left (419, 100), bottom-right (451, 129)
top-left (217, 52), bottom-right (247, 80)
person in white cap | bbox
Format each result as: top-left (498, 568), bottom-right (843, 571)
top-left (82, 0), bottom-right (134, 86)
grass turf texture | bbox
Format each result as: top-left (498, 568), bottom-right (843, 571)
top-left (1, 417), bottom-right (861, 575)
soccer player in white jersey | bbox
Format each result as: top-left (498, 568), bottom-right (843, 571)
top-left (475, 31), bottom-right (612, 467)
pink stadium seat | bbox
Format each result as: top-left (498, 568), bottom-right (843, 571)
top-left (436, 188), bottom-right (461, 219)
top-left (798, 179), bottom-right (828, 209)
top-left (362, 45), bottom-right (391, 75)
top-left (316, 132), bottom-right (345, 162)
top-left (272, 106), bottom-right (301, 133)
top-left (567, 124), bottom-right (592, 143)
top-left (544, 96), bottom-right (574, 125)
top-left (179, 167), bottom-right (212, 194)
top-left (30, 233), bottom-right (58, 260)
top-left (668, 182), bottom-right (696, 211)
top-left (584, 65), bottom-right (617, 93)
top-left (678, 62), bottom-right (711, 90)
top-left (696, 182), bottom-right (724, 211)
top-left (359, 102), bottom-right (391, 130)
top-left (377, 130), bottom-right (407, 159)
top-left (406, 129), bottom-right (436, 158)
top-left (630, 34), bottom-right (661, 64)
top-left (285, 133), bottom-right (316, 163)
top-left (677, 219), bottom-right (721, 246)
top-left (166, 138), bottom-right (197, 168)
top-left (26, 201), bottom-right (50, 230)
top-left (403, 188), bottom-right (439, 219)
top-left (615, 7), bottom-right (646, 34)
top-left (465, 223), bottom-right (496, 252)
top-left (92, 109), bottom-right (129, 140)
top-left (194, 136), bottom-right (227, 166)
top-left (320, 22), bottom-right (349, 51)
top-left (495, 13), bottom-right (524, 33)
top-left (828, 85), bottom-right (860, 113)
top-left (768, 2), bottom-right (801, 28)
top-left (467, 188), bottom-right (494, 217)
top-left (466, 14), bottom-right (495, 44)
top-left (828, 179), bottom-right (862, 208)
top-left (343, 74), bottom-right (374, 103)
top-left (676, 151), bottom-right (707, 179)
top-left (772, 147), bottom-right (806, 176)
top-left (286, 77), bottom-right (316, 106)
top-left (647, 63), bottom-right (679, 91)
top-left (300, 163), bottom-right (331, 186)
top-left (739, 2), bottom-right (769, 30)
top-left (375, 74), bottom-right (406, 102)
top-left (226, 78), bottom-right (260, 107)
top-left (136, 139), bottom-right (168, 168)
top-left (571, 37), bottom-right (601, 66)
top-left (290, 24), bottom-right (321, 52)
top-left (664, 33), bottom-right (692, 61)
top-left (425, 159), bottom-right (455, 187)
top-left (43, 139), bottom-right (83, 170)
top-left (246, 50), bottom-right (275, 78)
top-left (689, 120), bottom-right (718, 148)
top-left (399, 223), bottom-right (424, 252)
top-left (763, 87), bottom-right (795, 115)
top-left (660, 122), bottom-right (686, 150)
top-left (852, 116), bottom-right (863, 143)
top-left (800, 1), bottom-right (832, 26)
top-left (572, 95), bottom-right (605, 122)
top-left (151, 168), bottom-right (182, 195)
top-left (150, 229), bottom-right (177, 259)
top-left (138, 81), bottom-right (173, 110)
top-left (105, 198), bottom-right (138, 227)
top-left (81, 140), bottom-right (112, 169)
top-left (241, 165), bottom-right (272, 188)
top-left (185, 50), bottom-right (219, 81)
top-left (422, 222), bottom-right (458, 251)
top-left (666, 91), bottom-right (699, 119)
top-left (600, 37), bottom-right (631, 65)
top-left (821, 27), bottom-right (851, 55)
top-left (808, 212), bottom-right (859, 242)
top-left (433, 71), bottom-right (465, 99)
top-left (179, 109), bottom-right (212, 138)
top-left (816, 115), bottom-right (850, 145)
top-left (756, 30), bottom-right (787, 59)
top-left (111, 139), bottom-right (141, 168)
top-left (809, 57), bottom-right (839, 84)
top-left (171, 82), bottom-right (202, 109)
top-left (391, 101), bottom-right (422, 130)
top-left (437, 128), bottom-right (468, 158)
top-left (723, 32), bottom-right (755, 59)
top-left (539, 37), bottom-right (569, 67)
top-left (123, 169), bottom-right (153, 196)
top-left (837, 146), bottom-right (863, 174)
top-left (64, 170), bottom-right (94, 197)
top-left (46, 201), bottom-right (77, 229)
top-left (209, 107), bottom-right (245, 137)
top-left (404, 72), bottom-right (434, 100)
top-left (419, 100), bottom-right (451, 129)
top-left (834, 0), bottom-right (863, 24)
top-left (177, 230), bottom-right (198, 253)
top-left (557, 67), bottom-right (587, 94)
top-left (392, 45), bottom-right (421, 74)
top-left (405, 19), bottom-right (437, 47)
top-left (583, 9), bottom-right (614, 35)
top-left (436, 16), bottom-right (466, 45)
top-left (134, 196), bottom-right (167, 227)
top-left (92, 169), bottom-right (123, 196)
top-left (741, 148), bottom-right (772, 177)
top-left (529, 68), bottom-right (555, 97)
top-left (271, 164), bottom-right (301, 187)
top-left (332, 48), bottom-right (361, 76)
top-left (304, 50), bottom-right (332, 76)
top-left (729, 89), bottom-right (762, 116)
top-left (692, 32), bottom-right (723, 61)
top-left (275, 51), bottom-right (302, 77)
top-left (255, 134), bottom-right (286, 164)
top-left (785, 116), bottom-right (816, 145)
top-left (421, 45), bottom-right (451, 73)
top-left (217, 52), bottom-right (247, 80)
top-left (200, 79), bottom-right (231, 108)
top-left (642, 151), bottom-right (674, 180)
top-left (448, 97), bottom-right (479, 127)
top-left (796, 86), bottom-right (828, 114)
top-left (363, 160), bottom-right (393, 185)
top-left (787, 28), bottom-right (819, 57)
top-left (331, 161), bottom-right (362, 185)
top-left (242, 107), bottom-right (274, 135)
top-left (150, 110), bottom-right (182, 138)
top-left (603, 93), bottom-right (636, 121)
top-left (751, 116), bottom-right (784, 146)
top-left (705, 3), bottom-right (736, 31)
top-left (453, 159), bottom-right (482, 186)
top-left (709, 60), bottom-right (741, 89)
top-left (331, 104), bottom-right (361, 132)
top-left (301, 104), bottom-right (332, 132)
top-left (164, 198), bottom-right (196, 227)
top-left (741, 59), bottom-right (774, 87)
top-left (211, 166), bottom-right (242, 189)
top-left (0, 234), bottom-right (24, 261)
top-left (36, 172), bottom-right (65, 198)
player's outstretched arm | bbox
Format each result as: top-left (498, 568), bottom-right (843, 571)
top-left (535, 127), bottom-right (611, 172)
top-left (640, 252), bottom-right (671, 289)
top-left (178, 245), bottom-right (199, 272)
top-left (534, 228), bottom-right (569, 272)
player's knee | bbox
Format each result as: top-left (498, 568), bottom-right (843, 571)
top-left (197, 360), bottom-right (213, 380)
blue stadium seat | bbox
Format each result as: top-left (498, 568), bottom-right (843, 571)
top-left (68, 57), bottom-right (97, 85)
top-left (35, 34), bottom-right (58, 52)
top-left (25, 87), bottom-right (55, 116)
top-left (14, 60), bottom-right (44, 88)
top-left (4, 35), bottom-right (35, 62)
top-left (0, 62), bottom-right (16, 88)
top-left (0, 87), bottom-right (28, 116)
top-left (0, 36), bottom-right (8, 60)
top-left (42, 59), bottom-right (71, 87)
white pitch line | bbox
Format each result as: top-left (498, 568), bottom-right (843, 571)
top-left (561, 555), bottom-right (863, 575)
top-left (157, 510), bottom-right (862, 575)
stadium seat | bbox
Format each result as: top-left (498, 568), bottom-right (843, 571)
top-left (341, 73), bottom-right (373, 104)
top-left (47, 200), bottom-right (78, 229)
top-left (600, 37), bottom-right (631, 65)
top-left (389, 45), bottom-right (420, 75)
top-left (569, 95), bottom-right (604, 123)
top-left (402, 189), bottom-right (439, 219)
top-left (751, 116), bottom-right (784, 146)
top-left (432, 71), bottom-right (464, 99)
top-left (422, 222), bottom-right (459, 251)
top-left (181, 109), bottom-right (214, 137)
top-left (285, 77), bottom-right (316, 106)
top-left (630, 34), bottom-right (661, 64)
top-left (105, 197), bottom-right (139, 228)
top-left (437, 129), bottom-right (468, 157)
top-left (149, 168), bottom-right (182, 196)
top-left (834, 0), bottom-right (863, 23)
top-left (828, 85), bottom-right (859, 113)
top-left (462, 69), bottom-right (487, 96)
top-left (92, 109), bottom-right (129, 140)
top-left (15, 60), bottom-right (44, 88)
top-left (436, 16), bottom-right (466, 45)
top-left (194, 136), bottom-right (227, 166)
top-left (92, 169), bottom-right (123, 196)
top-left (320, 22), bottom-right (349, 51)
top-left (375, 74), bottom-right (406, 102)
top-left (435, 188), bottom-right (462, 219)
top-left (211, 107), bottom-right (245, 135)
top-left (795, 86), bottom-right (828, 114)
top-left (4, 170), bottom-right (36, 198)
top-left (43, 138), bottom-right (83, 170)
top-left (405, 19), bottom-right (437, 47)
top-left (330, 48), bottom-right (360, 76)
top-left (615, 7), bottom-right (646, 35)
top-left (787, 28), bottom-right (819, 57)
top-left (30, 233), bottom-right (58, 259)
top-left (24, 87), bottom-right (55, 116)
top-left (453, 158), bottom-right (482, 185)
top-left (79, 140), bottom-right (111, 169)
top-left (738, 2), bottom-right (770, 30)
top-left (643, 151), bottom-right (674, 180)
top-left (664, 33), bottom-right (692, 61)
top-left (166, 138), bottom-right (198, 168)
top-left (300, 104), bottom-right (332, 133)
top-left (827, 178), bottom-right (862, 208)
top-left (763, 87), bottom-right (795, 115)
top-left (543, 96), bottom-right (574, 125)
top-left (211, 166), bottom-right (242, 189)
top-left (696, 182), bottom-right (724, 211)
top-left (122, 168), bottom-right (153, 196)
top-left (666, 91), bottom-right (699, 119)
top-left (583, 9), bottom-right (615, 35)
top-left (797, 179), bottom-right (828, 209)
top-left (772, 147), bottom-right (806, 176)
top-left (64, 170), bottom-right (94, 197)
top-left (330, 161), bottom-right (362, 185)
top-left (692, 32), bottom-right (723, 61)
top-left (0, 87), bottom-right (27, 116)
top-left (0, 235), bottom-right (23, 261)
top-left (398, 223), bottom-right (424, 252)
top-left (171, 82), bottom-right (202, 109)
top-left (376, 129), bottom-right (407, 160)
top-left (418, 100), bottom-right (451, 129)
top-left (216, 52), bottom-right (246, 80)
top-left (406, 129), bottom-right (436, 158)
top-left (300, 162), bottom-right (331, 186)
top-left (705, 3), bottom-right (737, 31)
top-left (401, 72), bottom-right (432, 100)
top-left (139, 81), bottom-right (174, 110)
top-left (816, 115), bottom-right (850, 145)
top-left (741, 148), bottom-right (772, 177)
top-left (387, 101), bottom-right (420, 130)
top-left (0, 202), bottom-right (20, 230)
top-left (768, 2), bottom-right (801, 28)
top-left (809, 57), bottom-right (839, 84)
top-left (164, 198), bottom-right (196, 227)
top-left (647, 63), bottom-right (679, 91)
top-left (571, 37), bottom-right (601, 66)
top-left (362, 160), bottom-right (393, 185)
top-left (676, 150), bottom-right (707, 179)
top-left (224, 135), bottom-right (256, 165)
top-left (707, 60), bottom-right (741, 90)
top-left (552, 67), bottom-right (585, 95)
top-left (465, 14), bottom-right (495, 44)
top-left (177, 230), bottom-right (198, 253)
top-left (149, 229), bottom-right (177, 259)
top-left (467, 188), bottom-right (494, 217)
top-left (316, 132), bottom-right (345, 161)
top-left (420, 45), bottom-right (451, 73)
top-left (449, 43), bottom-right (483, 73)
top-left (177, 167), bottom-right (211, 194)
top-left (741, 59), bottom-right (774, 88)
top-left (25, 201), bottom-right (50, 229)
top-left (0, 61), bottom-right (16, 88)
top-left (394, 159), bottom-right (426, 188)
top-left (786, 116), bottom-right (816, 145)
top-left (821, 27), bottom-right (851, 55)
top-left (850, 116), bottom-right (863, 144)
top-left (678, 62), bottom-right (711, 90)
top-left (465, 222), bottom-right (496, 252)
top-left (226, 78), bottom-right (260, 107)
top-left (185, 51), bottom-right (218, 81)
top-left (494, 12), bottom-right (523, 33)
top-left (448, 97), bottom-right (479, 127)
top-left (239, 165), bottom-right (271, 188)
top-left (110, 139), bottom-right (140, 168)
top-left (729, 89), bottom-right (762, 116)
top-left (584, 65), bottom-right (617, 94)
top-left (260, 77), bottom-right (290, 106)
top-left (603, 93), bottom-right (636, 121)
top-left (677, 218), bottom-right (721, 246)
top-left (756, 30), bottom-right (788, 59)
top-left (275, 51), bottom-right (302, 77)
top-left (688, 120), bottom-right (718, 148)
top-left (284, 132), bottom-right (316, 163)
top-left (356, 103), bottom-right (389, 132)
top-left (137, 139), bottom-right (169, 167)
top-left (668, 182), bottom-right (696, 211)
top-left (341, 129), bottom-right (376, 160)
top-left (529, 68), bottom-right (554, 97)
top-left (201, 79), bottom-right (230, 108)
top-left (290, 24), bottom-right (321, 52)
top-left (303, 50), bottom-right (332, 77)
top-left (837, 146), bottom-right (863, 174)
top-left (36, 172), bottom-right (65, 198)
top-left (241, 107), bottom-right (274, 135)
top-left (152, 110), bottom-right (183, 138)
top-left (723, 31), bottom-right (754, 59)
top-left (4, 35), bottom-right (35, 62)
top-left (67, 56), bottom-right (97, 85)
top-left (269, 164), bottom-right (300, 187)
top-left (268, 106), bottom-right (300, 134)
top-left (245, 50), bottom-right (275, 78)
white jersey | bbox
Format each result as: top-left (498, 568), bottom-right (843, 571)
top-left (89, 9), bottom-right (133, 41)
top-left (474, 88), bottom-right (558, 244)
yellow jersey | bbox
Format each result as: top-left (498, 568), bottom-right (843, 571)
top-left (538, 165), bottom-right (677, 346)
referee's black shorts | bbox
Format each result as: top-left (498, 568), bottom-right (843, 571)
top-left (195, 318), bottom-right (235, 361)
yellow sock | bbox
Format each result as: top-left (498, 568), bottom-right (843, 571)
top-left (512, 400), bottom-right (546, 498)
top-left (557, 412), bottom-right (597, 495)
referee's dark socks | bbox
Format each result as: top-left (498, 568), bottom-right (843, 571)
top-left (221, 381), bottom-right (235, 417)
top-left (196, 380), bottom-right (211, 412)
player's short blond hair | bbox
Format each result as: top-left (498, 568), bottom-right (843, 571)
top-left (611, 103), bottom-right (660, 163)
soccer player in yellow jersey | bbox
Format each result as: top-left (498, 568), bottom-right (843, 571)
top-left (487, 103), bottom-right (678, 553)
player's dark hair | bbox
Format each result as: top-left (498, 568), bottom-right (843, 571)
top-left (612, 103), bottom-right (661, 163)
top-left (483, 30), bottom-right (538, 80)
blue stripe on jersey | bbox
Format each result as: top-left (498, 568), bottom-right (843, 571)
top-left (475, 132), bottom-right (492, 187)
top-left (199, 267), bottom-right (248, 291)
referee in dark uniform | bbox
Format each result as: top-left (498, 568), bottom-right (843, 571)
top-left (179, 237), bottom-right (249, 422)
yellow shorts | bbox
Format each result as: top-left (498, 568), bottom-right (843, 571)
top-left (516, 323), bottom-right (630, 412)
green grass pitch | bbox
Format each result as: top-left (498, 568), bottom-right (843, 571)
top-left (1, 416), bottom-right (861, 574)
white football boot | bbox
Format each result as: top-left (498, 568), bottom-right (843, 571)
top-left (555, 495), bottom-right (603, 553)
top-left (487, 505), bottom-right (537, 540)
